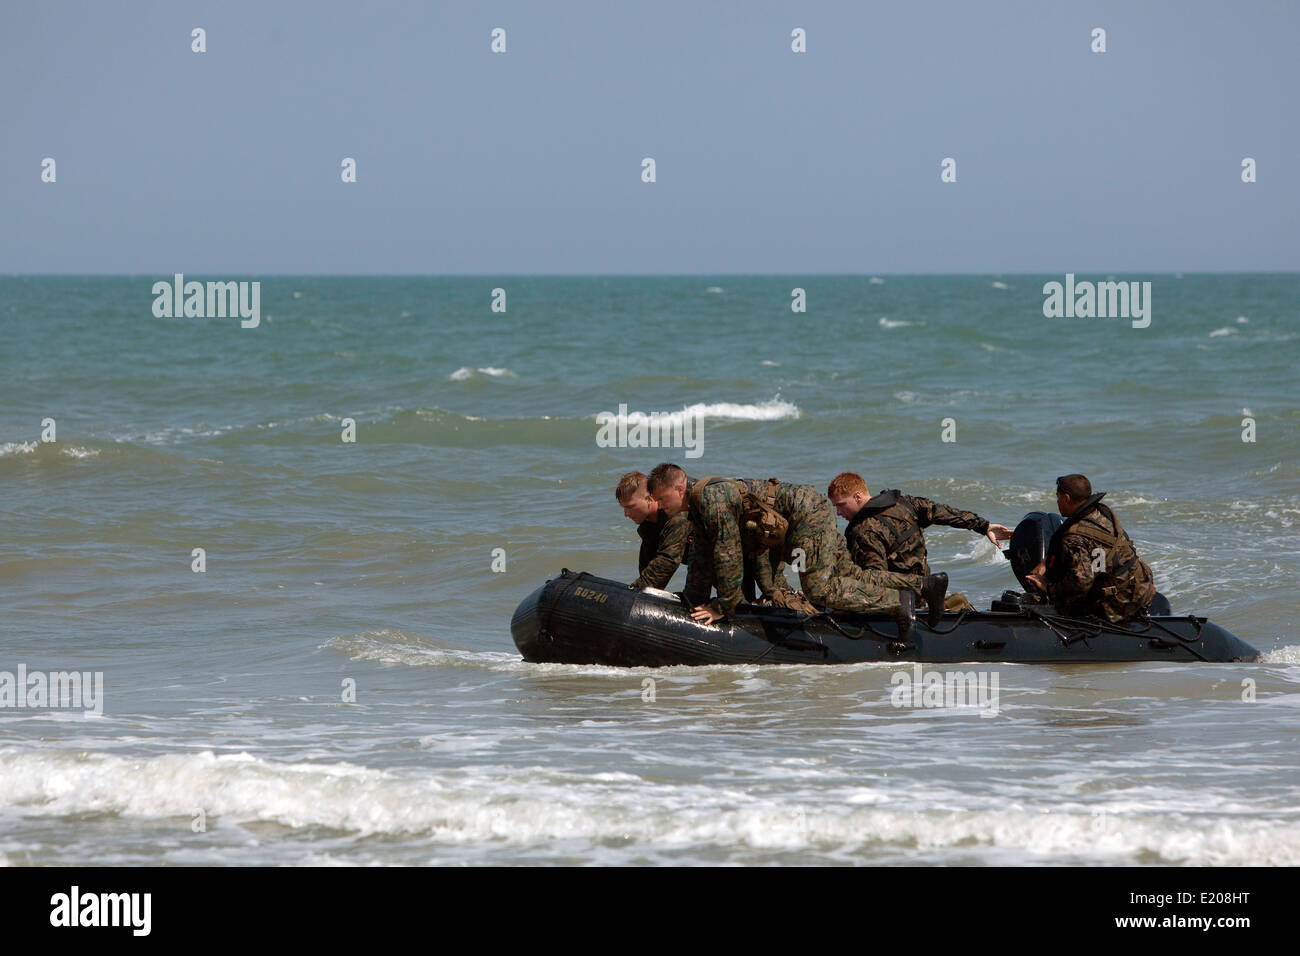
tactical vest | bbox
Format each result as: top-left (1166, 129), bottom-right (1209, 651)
top-left (690, 476), bottom-right (788, 554)
top-left (869, 494), bottom-right (924, 564)
top-left (1049, 496), bottom-right (1155, 617)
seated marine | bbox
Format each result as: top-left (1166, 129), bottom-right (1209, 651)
top-left (827, 471), bottom-right (1012, 612)
top-left (1024, 473), bottom-right (1155, 623)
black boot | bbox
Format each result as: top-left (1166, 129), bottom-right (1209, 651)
top-left (922, 573), bottom-right (949, 628)
top-left (896, 589), bottom-right (915, 642)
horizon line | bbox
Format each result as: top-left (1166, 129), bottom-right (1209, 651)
top-left (5, 270), bottom-right (1298, 279)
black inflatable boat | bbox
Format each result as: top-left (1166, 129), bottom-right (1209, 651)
top-left (509, 512), bottom-right (1259, 666)
top-left (510, 571), bottom-right (1257, 665)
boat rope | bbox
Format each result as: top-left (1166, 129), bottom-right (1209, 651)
top-left (924, 608), bottom-right (970, 635)
top-left (811, 613), bottom-right (898, 641)
top-left (804, 605), bottom-right (971, 641)
top-left (1024, 606), bottom-right (1210, 662)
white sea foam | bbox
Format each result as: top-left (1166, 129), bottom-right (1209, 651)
top-left (891, 388), bottom-right (995, 407)
top-left (1236, 316), bottom-right (1249, 323)
top-left (869, 277), bottom-right (885, 284)
top-left (130, 413), bottom-right (339, 445)
top-left (705, 286), bottom-right (724, 293)
top-left (878, 317), bottom-right (912, 328)
top-left (1209, 327), bottom-right (1236, 337)
top-left (991, 281), bottom-right (1009, 289)
top-left (944, 539), bottom-right (1006, 565)
top-left (135, 424), bottom-right (228, 443)
top-left (0, 441), bottom-right (98, 459)
top-left (1260, 645), bottom-right (1300, 665)
top-left (671, 399), bottom-right (800, 423)
top-left (323, 630), bottom-right (848, 678)
top-left (760, 360), bottom-right (780, 367)
top-left (590, 399), bottom-right (800, 427)
top-left (450, 366), bottom-right (517, 381)
top-left (322, 630), bottom-right (519, 669)
top-left (2, 748), bottom-right (1295, 863)
top-left (1104, 495), bottom-right (1163, 506)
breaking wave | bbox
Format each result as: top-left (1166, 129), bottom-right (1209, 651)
top-left (2, 747), bottom-right (1296, 864)
top-left (593, 398), bottom-right (800, 426)
top-left (449, 366), bottom-right (518, 381)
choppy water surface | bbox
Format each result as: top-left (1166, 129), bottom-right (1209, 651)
top-left (1, 275), bottom-right (1297, 864)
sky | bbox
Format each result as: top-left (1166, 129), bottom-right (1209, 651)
top-left (1, 0), bottom-right (1296, 274)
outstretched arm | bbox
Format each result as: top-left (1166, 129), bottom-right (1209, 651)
top-left (916, 496), bottom-right (1010, 548)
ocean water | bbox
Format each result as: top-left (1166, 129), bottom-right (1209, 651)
top-left (1, 274), bottom-right (1297, 866)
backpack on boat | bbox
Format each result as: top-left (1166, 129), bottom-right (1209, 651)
top-left (690, 476), bottom-right (789, 554)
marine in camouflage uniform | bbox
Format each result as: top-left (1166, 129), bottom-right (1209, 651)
top-left (680, 476), bottom-right (783, 610)
top-left (633, 508), bottom-right (692, 590)
top-left (687, 478), bottom-right (924, 615)
top-left (1044, 492), bottom-right (1155, 624)
top-left (845, 489), bottom-right (991, 578)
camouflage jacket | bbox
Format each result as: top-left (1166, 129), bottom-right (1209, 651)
top-left (1046, 495), bottom-right (1155, 623)
top-left (634, 508), bottom-right (691, 589)
top-left (845, 489), bottom-right (989, 578)
top-left (685, 477), bottom-right (796, 613)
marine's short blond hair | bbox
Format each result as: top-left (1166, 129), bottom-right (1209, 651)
top-left (615, 471), bottom-right (647, 503)
top-left (827, 471), bottom-right (868, 498)
top-left (646, 463), bottom-right (685, 495)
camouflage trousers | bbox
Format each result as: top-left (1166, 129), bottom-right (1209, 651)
top-left (786, 487), bottom-right (924, 612)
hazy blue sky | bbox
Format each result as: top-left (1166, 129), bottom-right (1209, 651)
top-left (2, 0), bottom-right (1296, 274)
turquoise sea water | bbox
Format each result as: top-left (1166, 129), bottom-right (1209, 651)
top-left (1, 274), bottom-right (1297, 865)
